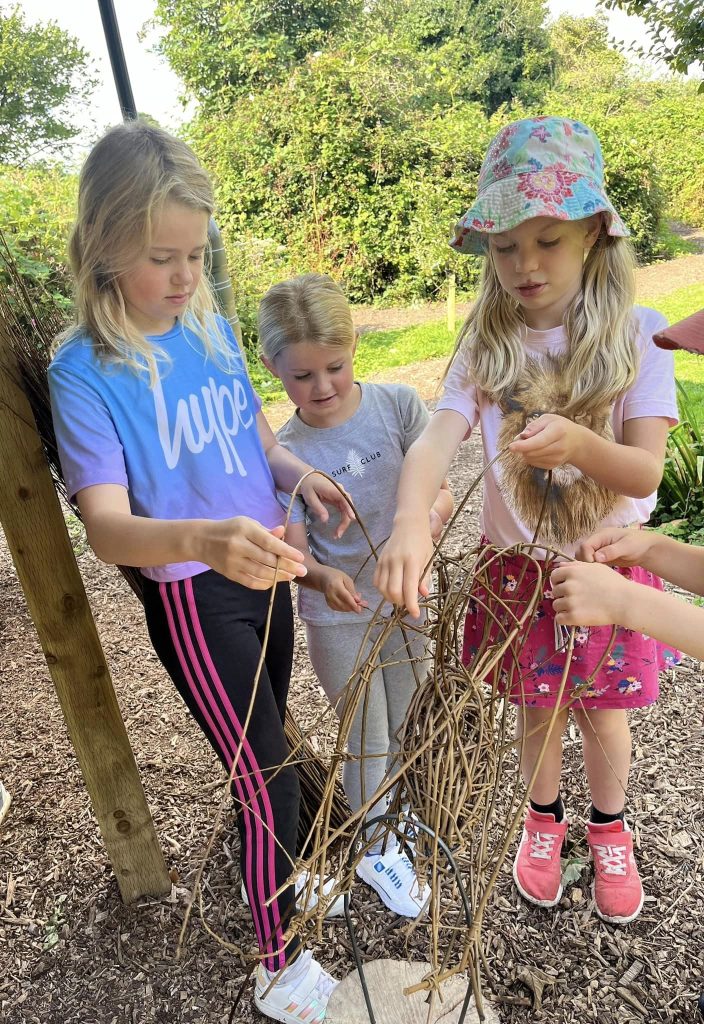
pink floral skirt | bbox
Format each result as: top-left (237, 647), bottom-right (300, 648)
top-left (462, 547), bottom-right (679, 710)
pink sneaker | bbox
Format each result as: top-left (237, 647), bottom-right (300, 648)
top-left (513, 808), bottom-right (568, 907)
top-left (587, 819), bottom-right (644, 924)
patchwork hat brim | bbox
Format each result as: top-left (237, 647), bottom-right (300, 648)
top-left (450, 173), bottom-right (629, 255)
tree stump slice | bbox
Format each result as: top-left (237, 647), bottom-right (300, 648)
top-left (326, 960), bottom-right (499, 1024)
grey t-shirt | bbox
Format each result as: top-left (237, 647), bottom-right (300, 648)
top-left (276, 382), bottom-right (429, 624)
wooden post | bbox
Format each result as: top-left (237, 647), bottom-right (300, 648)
top-left (0, 348), bottom-right (170, 903)
top-left (447, 271), bottom-right (456, 336)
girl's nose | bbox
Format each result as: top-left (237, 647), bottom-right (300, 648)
top-left (172, 261), bottom-right (193, 287)
top-left (515, 246), bottom-right (539, 274)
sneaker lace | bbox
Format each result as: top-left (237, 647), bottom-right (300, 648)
top-left (592, 842), bottom-right (627, 875)
top-left (529, 831), bottom-right (558, 860)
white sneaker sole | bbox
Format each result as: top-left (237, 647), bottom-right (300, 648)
top-left (590, 880), bottom-right (644, 925)
top-left (254, 992), bottom-right (322, 1024)
top-left (512, 858), bottom-right (563, 908)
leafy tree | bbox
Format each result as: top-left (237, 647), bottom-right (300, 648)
top-left (153, 0), bottom-right (362, 105)
top-left (549, 14), bottom-right (628, 89)
top-left (601, 0), bottom-right (704, 78)
top-left (0, 5), bottom-right (97, 165)
top-left (156, 0), bottom-right (553, 115)
top-left (364, 0), bottom-right (554, 113)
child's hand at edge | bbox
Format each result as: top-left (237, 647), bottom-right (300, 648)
top-left (551, 561), bottom-right (633, 627)
top-left (322, 568), bottom-right (368, 613)
top-left (299, 475), bottom-right (355, 539)
top-left (576, 527), bottom-right (655, 567)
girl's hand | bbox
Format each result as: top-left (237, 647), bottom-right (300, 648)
top-left (576, 527), bottom-right (655, 567)
top-left (374, 516), bottom-right (433, 619)
top-left (199, 518), bottom-right (307, 589)
top-left (551, 561), bottom-right (633, 627)
top-left (299, 475), bottom-right (355, 539)
top-left (509, 413), bottom-right (584, 469)
top-left (322, 568), bottom-right (368, 613)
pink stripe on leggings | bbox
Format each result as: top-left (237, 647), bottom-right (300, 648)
top-left (159, 582), bottom-right (283, 967)
top-left (168, 584), bottom-right (270, 955)
top-left (182, 579), bottom-right (286, 969)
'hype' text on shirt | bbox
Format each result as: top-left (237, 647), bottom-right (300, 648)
top-left (154, 374), bottom-right (254, 475)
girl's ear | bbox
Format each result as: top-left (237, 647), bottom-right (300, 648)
top-left (261, 353), bottom-right (279, 378)
top-left (583, 213), bottom-right (603, 251)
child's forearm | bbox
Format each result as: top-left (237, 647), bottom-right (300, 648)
top-left (394, 412), bottom-right (467, 525)
top-left (86, 508), bottom-right (207, 567)
top-left (572, 430), bottom-right (664, 499)
top-left (639, 533), bottom-right (704, 593)
top-left (265, 440), bottom-right (316, 495)
top-left (621, 583), bottom-right (704, 662)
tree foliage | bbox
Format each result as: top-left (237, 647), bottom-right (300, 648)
top-left (601, 0), bottom-right (704, 79)
top-left (155, 0), bottom-right (552, 115)
top-left (0, 5), bottom-right (97, 165)
top-left (154, 0), bottom-right (362, 104)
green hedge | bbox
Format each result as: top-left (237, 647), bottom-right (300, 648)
top-left (0, 163), bottom-right (76, 318)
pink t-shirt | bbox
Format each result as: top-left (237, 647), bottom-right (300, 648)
top-left (436, 306), bottom-right (678, 558)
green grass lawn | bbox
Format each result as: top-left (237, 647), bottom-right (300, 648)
top-left (253, 280), bottom-right (704, 415)
top-left (658, 284), bottom-right (704, 424)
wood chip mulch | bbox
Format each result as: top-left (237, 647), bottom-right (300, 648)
top-left (1, 432), bottom-right (703, 1024)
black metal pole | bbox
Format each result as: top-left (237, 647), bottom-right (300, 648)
top-left (97, 0), bottom-right (138, 120)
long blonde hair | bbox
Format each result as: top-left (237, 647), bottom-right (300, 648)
top-left (451, 226), bottom-right (638, 416)
top-left (55, 120), bottom-right (230, 385)
top-left (258, 273), bottom-right (355, 361)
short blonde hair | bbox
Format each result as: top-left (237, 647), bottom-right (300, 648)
top-left (258, 273), bottom-right (354, 361)
top-left (55, 120), bottom-right (230, 384)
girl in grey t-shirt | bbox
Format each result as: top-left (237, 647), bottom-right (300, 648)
top-left (260, 273), bottom-right (453, 919)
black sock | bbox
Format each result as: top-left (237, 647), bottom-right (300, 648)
top-left (530, 795), bottom-right (565, 822)
top-left (590, 805), bottom-right (625, 825)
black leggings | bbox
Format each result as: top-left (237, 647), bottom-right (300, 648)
top-left (142, 571), bottom-right (300, 971)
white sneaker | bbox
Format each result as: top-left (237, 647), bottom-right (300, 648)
top-left (241, 871), bottom-right (346, 919)
top-left (254, 950), bottom-right (338, 1024)
top-left (0, 783), bottom-right (11, 827)
top-left (355, 842), bottom-right (430, 918)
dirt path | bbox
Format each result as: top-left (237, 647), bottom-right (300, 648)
top-left (350, 253), bottom-right (704, 334)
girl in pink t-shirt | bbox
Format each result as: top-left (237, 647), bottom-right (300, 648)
top-left (374, 116), bottom-right (678, 927)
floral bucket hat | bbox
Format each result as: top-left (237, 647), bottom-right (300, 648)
top-left (450, 116), bottom-right (629, 255)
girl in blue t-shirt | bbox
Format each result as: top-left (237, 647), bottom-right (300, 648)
top-left (48, 120), bottom-right (350, 1024)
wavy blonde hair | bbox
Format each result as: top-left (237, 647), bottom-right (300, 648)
top-left (258, 273), bottom-right (355, 361)
top-left (54, 120), bottom-right (231, 386)
top-left (450, 224), bottom-right (638, 416)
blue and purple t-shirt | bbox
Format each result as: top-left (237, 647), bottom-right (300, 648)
top-left (48, 316), bottom-right (285, 582)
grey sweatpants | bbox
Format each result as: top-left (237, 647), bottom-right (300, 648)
top-left (306, 619), bottom-right (428, 838)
